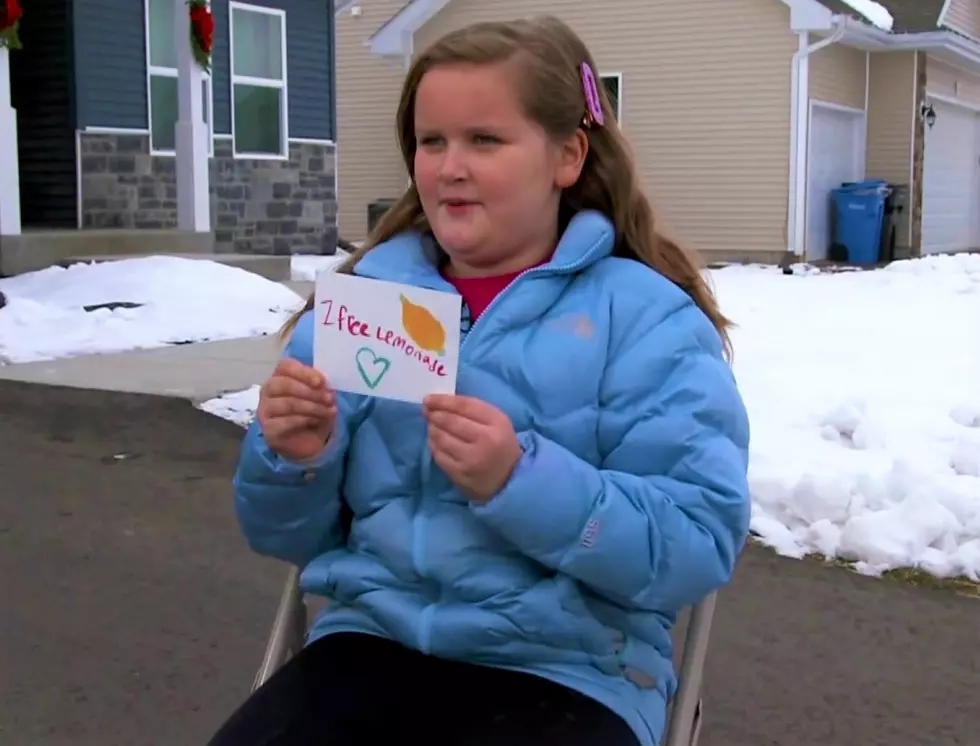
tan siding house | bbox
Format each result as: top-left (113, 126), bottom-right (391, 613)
top-left (942, 0), bottom-right (980, 39)
top-left (335, 0), bottom-right (980, 263)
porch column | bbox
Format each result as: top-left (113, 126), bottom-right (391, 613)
top-left (173, 0), bottom-right (210, 233)
top-left (0, 47), bottom-right (21, 236)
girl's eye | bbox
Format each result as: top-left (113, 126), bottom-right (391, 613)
top-left (418, 135), bottom-right (444, 147)
top-left (473, 133), bottom-right (499, 145)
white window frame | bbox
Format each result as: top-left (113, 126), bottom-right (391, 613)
top-left (144, 0), bottom-right (215, 157)
top-left (229, 1), bottom-right (289, 160)
top-left (600, 72), bottom-right (623, 123)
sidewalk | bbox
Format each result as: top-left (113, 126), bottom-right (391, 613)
top-left (0, 334), bottom-right (279, 401)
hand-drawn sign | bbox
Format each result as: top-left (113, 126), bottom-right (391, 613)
top-left (313, 274), bottom-right (461, 403)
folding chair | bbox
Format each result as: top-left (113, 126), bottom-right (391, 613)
top-left (253, 566), bottom-right (716, 746)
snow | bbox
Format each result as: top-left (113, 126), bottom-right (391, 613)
top-left (839, 0), bottom-right (893, 31)
top-left (0, 251), bottom-right (352, 364)
top-left (291, 250), bottom-right (349, 281)
top-left (199, 384), bottom-right (261, 427)
top-left (203, 253), bottom-right (980, 581)
top-left (0, 256), bottom-right (305, 364)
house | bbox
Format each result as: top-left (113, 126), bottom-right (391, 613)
top-left (0, 0), bottom-right (338, 276)
top-left (335, 0), bottom-right (980, 264)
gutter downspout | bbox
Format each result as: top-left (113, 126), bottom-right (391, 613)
top-left (787, 23), bottom-right (846, 260)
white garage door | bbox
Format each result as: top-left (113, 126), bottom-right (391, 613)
top-left (806, 104), bottom-right (865, 261)
top-left (921, 98), bottom-right (979, 255)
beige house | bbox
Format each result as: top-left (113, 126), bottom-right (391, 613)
top-left (335, 0), bottom-right (980, 264)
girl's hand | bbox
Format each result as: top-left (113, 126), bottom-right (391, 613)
top-left (423, 394), bottom-right (522, 503)
top-left (257, 359), bottom-right (337, 463)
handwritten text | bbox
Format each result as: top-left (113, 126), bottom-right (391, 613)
top-left (320, 299), bottom-right (447, 377)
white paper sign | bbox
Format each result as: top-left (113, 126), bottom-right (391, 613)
top-left (313, 273), bottom-right (462, 403)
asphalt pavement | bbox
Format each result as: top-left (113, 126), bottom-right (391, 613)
top-left (1, 380), bottom-right (977, 746)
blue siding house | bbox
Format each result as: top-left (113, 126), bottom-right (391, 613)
top-left (9, 0), bottom-right (337, 255)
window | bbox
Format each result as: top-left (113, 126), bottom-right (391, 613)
top-left (600, 73), bottom-right (622, 122)
top-left (146, 0), bottom-right (213, 155)
top-left (230, 2), bottom-right (288, 158)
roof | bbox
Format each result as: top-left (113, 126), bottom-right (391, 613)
top-left (817, 0), bottom-right (946, 33)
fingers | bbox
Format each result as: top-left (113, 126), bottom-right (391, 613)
top-left (263, 394), bottom-right (337, 422)
top-left (274, 358), bottom-right (326, 389)
top-left (259, 361), bottom-right (336, 425)
top-left (425, 408), bottom-right (483, 443)
top-left (423, 394), bottom-right (494, 425)
top-left (427, 423), bottom-right (471, 462)
top-left (262, 414), bottom-right (322, 440)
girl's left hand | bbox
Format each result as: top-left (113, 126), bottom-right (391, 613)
top-left (423, 394), bottom-right (522, 504)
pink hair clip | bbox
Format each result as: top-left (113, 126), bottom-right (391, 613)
top-left (580, 62), bottom-right (605, 128)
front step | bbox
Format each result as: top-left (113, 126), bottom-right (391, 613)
top-left (0, 228), bottom-right (214, 276)
top-left (59, 253), bottom-right (291, 282)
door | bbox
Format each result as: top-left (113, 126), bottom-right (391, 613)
top-left (921, 98), bottom-right (978, 255)
top-left (806, 103), bottom-right (865, 261)
top-left (9, 0), bottom-right (78, 229)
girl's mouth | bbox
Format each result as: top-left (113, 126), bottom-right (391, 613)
top-left (442, 200), bottom-right (477, 215)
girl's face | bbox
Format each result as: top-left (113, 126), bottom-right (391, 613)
top-left (413, 62), bottom-right (586, 276)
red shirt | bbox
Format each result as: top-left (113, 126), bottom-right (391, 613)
top-left (442, 257), bottom-right (551, 322)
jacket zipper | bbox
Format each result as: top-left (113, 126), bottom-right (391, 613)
top-left (414, 237), bottom-right (607, 653)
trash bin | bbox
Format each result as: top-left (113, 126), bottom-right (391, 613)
top-left (880, 183), bottom-right (907, 263)
top-left (830, 180), bottom-right (892, 265)
top-left (367, 199), bottom-right (397, 233)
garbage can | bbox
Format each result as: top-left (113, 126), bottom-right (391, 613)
top-left (830, 180), bottom-right (892, 265)
top-left (367, 199), bottom-right (397, 233)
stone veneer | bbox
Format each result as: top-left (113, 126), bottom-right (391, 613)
top-left (78, 133), bottom-right (338, 255)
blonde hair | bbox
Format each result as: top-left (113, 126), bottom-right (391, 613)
top-left (283, 16), bottom-right (732, 357)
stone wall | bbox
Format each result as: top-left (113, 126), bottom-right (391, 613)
top-left (78, 133), bottom-right (338, 255)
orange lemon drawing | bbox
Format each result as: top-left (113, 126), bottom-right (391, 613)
top-left (399, 294), bottom-right (446, 356)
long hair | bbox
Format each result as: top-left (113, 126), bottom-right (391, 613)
top-left (283, 16), bottom-right (732, 357)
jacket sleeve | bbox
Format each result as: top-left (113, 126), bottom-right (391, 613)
top-left (233, 311), bottom-right (365, 567)
top-left (471, 299), bottom-right (751, 612)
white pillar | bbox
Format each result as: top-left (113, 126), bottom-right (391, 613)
top-left (0, 47), bottom-right (21, 236)
top-left (173, 0), bottom-right (211, 232)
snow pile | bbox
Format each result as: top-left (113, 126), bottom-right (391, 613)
top-left (205, 253), bottom-right (980, 580)
top-left (198, 384), bottom-right (261, 427)
top-left (291, 250), bottom-right (349, 282)
top-left (715, 253), bottom-right (980, 579)
top-left (0, 256), bottom-right (303, 364)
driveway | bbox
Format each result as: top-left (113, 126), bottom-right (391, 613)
top-left (0, 380), bottom-right (976, 746)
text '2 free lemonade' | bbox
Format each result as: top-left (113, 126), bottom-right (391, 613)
top-left (320, 296), bottom-right (449, 377)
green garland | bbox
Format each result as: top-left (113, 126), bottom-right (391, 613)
top-left (187, 0), bottom-right (214, 73)
top-left (0, 0), bottom-right (23, 51)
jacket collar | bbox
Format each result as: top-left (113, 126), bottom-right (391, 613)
top-left (353, 209), bottom-right (616, 289)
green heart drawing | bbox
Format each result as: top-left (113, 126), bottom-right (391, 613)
top-left (355, 347), bottom-right (392, 390)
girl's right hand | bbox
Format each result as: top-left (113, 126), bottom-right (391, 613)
top-left (257, 359), bottom-right (338, 463)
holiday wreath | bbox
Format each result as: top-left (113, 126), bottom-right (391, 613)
top-left (0, 0), bottom-right (23, 50)
top-left (188, 0), bottom-right (214, 72)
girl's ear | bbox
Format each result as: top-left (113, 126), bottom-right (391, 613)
top-left (554, 129), bottom-right (589, 189)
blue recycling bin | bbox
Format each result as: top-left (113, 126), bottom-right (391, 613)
top-left (830, 180), bottom-right (891, 265)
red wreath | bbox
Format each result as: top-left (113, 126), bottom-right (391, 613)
top-left (188, 0), bottom-right (214, 73)
top-left (0, 0), bottom-right (23, 51)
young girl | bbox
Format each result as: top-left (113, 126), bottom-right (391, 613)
top-left (214, 15), bottom-right (750, 746)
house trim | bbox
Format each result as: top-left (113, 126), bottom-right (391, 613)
top-left (0, 49), bottom-right (19, 236)
top-left (229, 1), bottom-right (290, 160)
top-left (144, 0), bottom-right (215, 158)
top-left (908, 51), bottom-right (918, 247)
top-left (370, 0), bottom-right (452, 58)
top-left (600, 72), bottom-right (623, 122)
top-left (937, 0), bottom-right (953, 29)
top-left (368, 0), bottom-right (838, 59)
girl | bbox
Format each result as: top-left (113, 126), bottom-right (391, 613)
top-left (214, 15), bottom-right (750, 746)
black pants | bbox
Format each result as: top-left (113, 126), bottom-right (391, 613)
top-left (208, 632), bottom-right (640, 746)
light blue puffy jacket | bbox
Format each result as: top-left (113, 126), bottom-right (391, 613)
top-left (233, 211), bottom-right (751, 746)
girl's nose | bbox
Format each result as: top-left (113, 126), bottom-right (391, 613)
top-left (437, 142), bottom-right (468, 181)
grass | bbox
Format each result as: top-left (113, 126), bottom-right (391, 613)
top-left (749, 538), bottom-right (980, 598)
